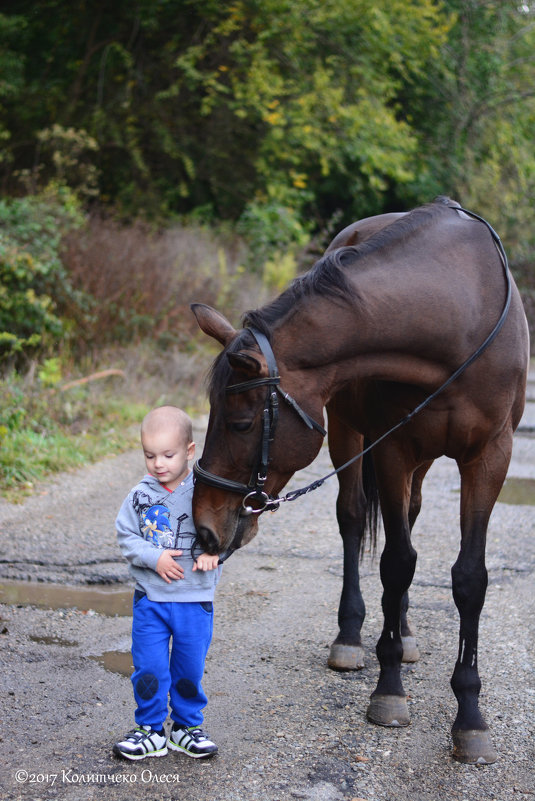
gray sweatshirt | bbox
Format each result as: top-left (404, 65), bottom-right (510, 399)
top-left (115, 471), bottom-right (222, 602)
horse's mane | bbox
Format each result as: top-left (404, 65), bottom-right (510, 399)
top-left (244, 254), bottom-right (351, 336)
top-left (243, 197), bottom-right (456, 339)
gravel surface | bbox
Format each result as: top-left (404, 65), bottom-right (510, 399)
top-left (0, 398), bottom-right (534, 801)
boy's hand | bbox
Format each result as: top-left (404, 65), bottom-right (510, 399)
top-left (193, 553), bottom-right (220, 572)
top-left (156, 550), bottom-right (184, 583)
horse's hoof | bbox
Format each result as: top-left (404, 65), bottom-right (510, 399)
top-left (451, 729), bottom-right (498, 764)
top-left (401, 635), bottom-right (420, 663)
top-left (328, 642), bottom-right (365, 671)
top-left (366, 694), bottom-right (410, 727)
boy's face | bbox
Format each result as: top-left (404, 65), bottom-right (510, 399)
top-left (141, 428), bottom-right (195, 492)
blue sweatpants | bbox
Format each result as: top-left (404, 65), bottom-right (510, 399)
top-left (130, 593), bottom-right (214, 731)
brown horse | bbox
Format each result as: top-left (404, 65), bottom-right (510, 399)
top-left (190, 197), bottom-right (529, 764)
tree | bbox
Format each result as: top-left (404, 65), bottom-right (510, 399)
top-left (162, 0), bottom-right (451, 224)
top-left (402, 0), bottom-right (535, 265)
top-left (0, 12), bottom-right (27, 171)
top-left (1, 0), bottom-right (534, 273)
top-left (0, 0), bottom-right (449, 225)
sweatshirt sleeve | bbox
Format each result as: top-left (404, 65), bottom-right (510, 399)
top-left (115, 494), bottom-right (161, 572)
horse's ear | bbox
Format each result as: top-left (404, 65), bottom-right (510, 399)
top-left (190, 303), bottom-right (237, 347)
top-left (227, 351), bottom-right (262, 375)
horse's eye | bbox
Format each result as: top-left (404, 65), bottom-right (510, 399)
top-left (228, 420), bottom-right (254, 433)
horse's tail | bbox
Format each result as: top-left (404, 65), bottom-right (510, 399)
top-left (361, 441), bottom-right (380, 557)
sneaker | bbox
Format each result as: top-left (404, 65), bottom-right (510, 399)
top-left (168, 724), bottom-right (218, 758)
top-left (113, 725), bottom-right (168, 761)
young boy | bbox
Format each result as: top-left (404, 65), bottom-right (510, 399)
top-left (113, 405), bottom-right (221, 761)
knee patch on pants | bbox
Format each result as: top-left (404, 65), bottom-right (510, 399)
top-left (176, 678), bottom-right (199, 699)
top-left (135, 673), bottom-right (159, 700)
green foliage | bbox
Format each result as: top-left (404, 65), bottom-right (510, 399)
top-left (237, 200), bottom-right (310, 269)
top-left (0, 227), bottom-right (63, 362)
top-left (403, 0), bottom-right (535, 265)
top-left (263, 252), bottom-right (298, 293)
top-left (0, 0), bottom-right (450, 224)
top-left (0, 241), bottom-right (61, 357)
top-left (164, 0), bottom-right (451, 222)
top-left (0, 11), bottom-right (26, 164)
top-left (0, 186), bottom-right (85, 365)
top-left (37, 357), bottom-right (63, 388)
top-left (0, 184), bottom-right (83, 254)
top-left (36, 125), bottom-right (100, 200)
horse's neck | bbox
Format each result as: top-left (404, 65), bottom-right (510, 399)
top-left (274, 293), bottom-right (458, 398)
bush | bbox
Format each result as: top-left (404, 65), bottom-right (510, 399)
top-left (0, 186), bottom-right (85, 367)
top-left (236, 200), bottom-right (311, 271)
top-left (60, 215), bottom-right (269, 350)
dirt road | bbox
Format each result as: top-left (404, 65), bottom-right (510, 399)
top-left (0, 402), bottom-right (534, 801)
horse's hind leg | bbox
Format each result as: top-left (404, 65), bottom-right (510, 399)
top-left (327, 414), bottom-right (367, 670)
top-left (400, 460), bottom-right (433, 663)
top-left (450, 434), bottom-right (512, 764)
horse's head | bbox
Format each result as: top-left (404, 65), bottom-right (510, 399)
top-left (191, 303), bottom-right (325, 555)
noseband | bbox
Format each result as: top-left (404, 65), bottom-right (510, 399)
top-left (193, 328), bottom-right (326, 515)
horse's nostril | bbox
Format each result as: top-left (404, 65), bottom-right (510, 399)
top-left (197, 526), bottom-right (220, 555)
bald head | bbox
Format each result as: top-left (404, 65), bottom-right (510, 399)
top-left (140, 406), bottom-right (195, 490)
top-left (141, 405), bottom-right (193, 443)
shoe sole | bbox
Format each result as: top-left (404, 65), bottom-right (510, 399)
top-left (167, 740), bottom-right (217, 758)
top-left (113, 745), bottom-right (168, 761)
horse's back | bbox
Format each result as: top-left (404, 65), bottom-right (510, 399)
top-left (325, 203), bottom-right (529, 447)
top-left (327, 204), bottom-right (529, 378)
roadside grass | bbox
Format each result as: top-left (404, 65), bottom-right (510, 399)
top-left (0, 341), bottom-right (215, 502)
top-left (0, 377), bottom-right (148, 502)
top-left (0, 410), bottom-right (144, 499)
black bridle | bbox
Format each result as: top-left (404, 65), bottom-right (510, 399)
top-left (193, 327), bottom-right (326, 515)
top-left (193, 205), bottom-right (512, 517)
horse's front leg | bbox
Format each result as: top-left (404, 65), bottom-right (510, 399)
top-left (326, 415), bottom-right (368, 670)
top-left (328, 477), bottom-right (367, 670)
top-left (367, 449), bottom-right (417, 727)
top-left (450, 435), bottom-right (511, 764)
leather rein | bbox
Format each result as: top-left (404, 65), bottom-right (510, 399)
top-left (193, 205), bottom-right (512, 517)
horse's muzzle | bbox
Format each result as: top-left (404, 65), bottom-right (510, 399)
top-left (195, 525), bottom-right (221, 556)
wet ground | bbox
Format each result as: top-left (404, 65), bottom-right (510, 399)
top-left (0, 385), bottom-right (534, 801)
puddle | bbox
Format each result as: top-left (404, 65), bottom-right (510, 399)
top-left (91, 650), bottom-right (133, 677)
top-left (498, 477), bottom-right (535, 506)
top-left (0, 582), bottom-right (136, 678)
top-left (30, 634), bottom-right (79, 647)
top-left (0, 581), bottom-right (133, 616)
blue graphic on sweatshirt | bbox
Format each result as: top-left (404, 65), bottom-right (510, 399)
top-left (141, 505), bottom-right (174, 548)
